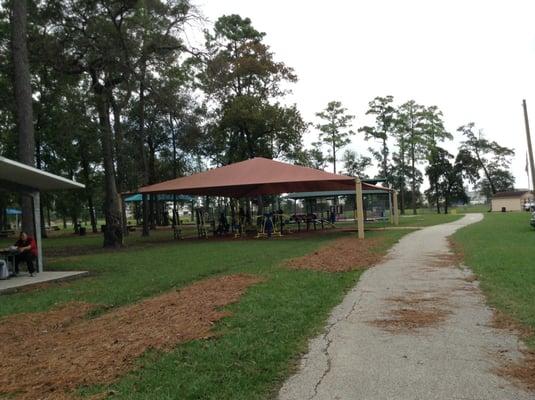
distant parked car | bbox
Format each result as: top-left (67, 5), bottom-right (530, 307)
top-left (530, 212), bottom-right (535, 229)
top-left (524, 201), bottom-right (535, 211)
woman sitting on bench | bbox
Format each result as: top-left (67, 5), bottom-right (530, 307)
top-left (14, 231), bottom-right (37, 277)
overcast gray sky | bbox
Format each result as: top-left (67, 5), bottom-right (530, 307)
top-left (199, 0), bottom-right (535, 188)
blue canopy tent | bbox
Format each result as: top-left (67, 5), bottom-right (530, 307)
top-left (4, 208), bottom-right (22, 231)
top-left (6, 208), bottom-right (22, 215)
top-left (124, 194), bottom-right (193, 202)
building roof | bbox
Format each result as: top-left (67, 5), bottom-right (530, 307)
top-left (0, 156), bottom-right (85, 192)
top-left (138, 157), bottom-right (390, 198)
top-left (492, 190), bottom-right (532, 199)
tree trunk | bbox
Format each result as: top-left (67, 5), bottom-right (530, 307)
top-left (46, 204), bottom-right (51, 228)
top-left (110, 97), bottom-right (129, 236)
top-left (410, 142), bottom-right (417, 215)
top-left (399, 138), bottom-right (406, 214)
top-left (10, 0), bottom-right (35, 235)
top-left (80, 151), bottom-right (98, 233)
top-left (475, 150), bottom-right (497, 194)
top-left (138, 65), bottom-right (150, 236)
top-left (147, 133), bottom-right (157, 229)
top-left (382, 137), bottom-right (388, 182)
top-left (332, 137), bottom-right (336, 174)
top-left (35, 138), bottom-right (48, 238)
top-left (93, 82), bottom-right (123, 247)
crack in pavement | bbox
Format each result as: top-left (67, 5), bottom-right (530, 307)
top-left (279, 214), bottom-right (534, 400)
top-left (308, 282), bottom-right (370, 400)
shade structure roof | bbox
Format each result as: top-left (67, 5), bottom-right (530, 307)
top-left (0, 156), bottom-right (85, 192)
top-left (138, 157), bottom-right (390, 198)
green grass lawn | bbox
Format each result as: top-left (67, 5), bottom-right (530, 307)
top-left (452, 212), bottom-right (535, 346)
top-left (2, 229), bottom-right (407, 399)
top-left (1, 212), bottom-right (464, 399)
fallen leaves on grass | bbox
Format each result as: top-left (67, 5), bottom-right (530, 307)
top-left (0, 274), bottom-right (263, 400)
top-left (284, 236), bottom-right (384, 272)
top-left (369, 291), bottom-right (451, 334)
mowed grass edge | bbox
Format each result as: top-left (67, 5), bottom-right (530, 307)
top-left (452, 212), bottom-right (535, 347)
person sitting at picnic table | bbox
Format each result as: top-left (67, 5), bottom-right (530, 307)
top-left (13, 231), bottom-right (37, 276)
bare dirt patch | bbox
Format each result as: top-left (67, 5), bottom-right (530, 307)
top-left (463, 273), bottom-right (478, 282)
top-left (369, 291), bottom-right (452, 334)
top-left (491, 310), bottom-right (534, 339)
top-left (284, 236), bottom-right (384, 272)
top-left (425, 251), bottom-right (461, 269)
top-left (497, 351), bottom-right (535, 392)
top-left (447, 237), bottom-right (464, 265)
top-left (491, 309), bottom-right (535, 391)
top-left (0, 274), bottom-right (263, 399)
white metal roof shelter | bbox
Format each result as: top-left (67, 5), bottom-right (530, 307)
top-left (0, 156), bottom-right (85, 272)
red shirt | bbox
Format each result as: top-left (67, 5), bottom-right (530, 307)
top-left (15, 237), bottom-right (38, 257)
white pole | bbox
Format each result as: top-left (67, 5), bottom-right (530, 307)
top-left (32, 191), bottom-right (43, 273)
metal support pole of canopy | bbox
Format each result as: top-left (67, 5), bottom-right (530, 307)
top-left (355, 177), bottom-right (364, 239)
top-left (388, 191), bottom-right (393, 224)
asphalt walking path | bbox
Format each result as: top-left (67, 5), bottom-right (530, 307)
top-left (279, 213), bottom-right (534, 400)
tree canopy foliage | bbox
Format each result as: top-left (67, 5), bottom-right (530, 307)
top-left (0, 1), bottom-right (520, 244)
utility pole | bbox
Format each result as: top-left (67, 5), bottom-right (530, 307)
top-left (522, 100), bottom-right (535, 192)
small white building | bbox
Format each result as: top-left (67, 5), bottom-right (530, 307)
top-left (467, 190), bottom-right (487, 205)
top-left (491, 190), bottom-right (533, 212)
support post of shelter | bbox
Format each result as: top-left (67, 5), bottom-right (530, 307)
top-left (355, 177), bottom-right (364, 239)
top-left (32, 191), bottom-right (43, 273)
top-left (388, 191), bottom-right (393, 224)
top-left (393, 190), bottom-right (399, 226)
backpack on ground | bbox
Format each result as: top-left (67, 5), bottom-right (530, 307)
top-left (0, 259), bottom-right (9, 280)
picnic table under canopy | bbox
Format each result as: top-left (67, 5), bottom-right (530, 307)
top-left (137, 157), bottom-right (398, 238)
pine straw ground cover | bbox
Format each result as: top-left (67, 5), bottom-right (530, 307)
top-left (284, 236), bottom-right (385, 272)
top-left (0, 275), bottom-right (262, 399)
top-left (369, 290), bottom-right (453, 334)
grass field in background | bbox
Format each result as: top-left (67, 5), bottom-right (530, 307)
top-left (1, 212), bottom-right (463, 257)
top-left (452, 212), bottom-right (535, 347)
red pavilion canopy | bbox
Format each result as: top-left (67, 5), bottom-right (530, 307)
top-left (138, 157), bottom-right (389, 198)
